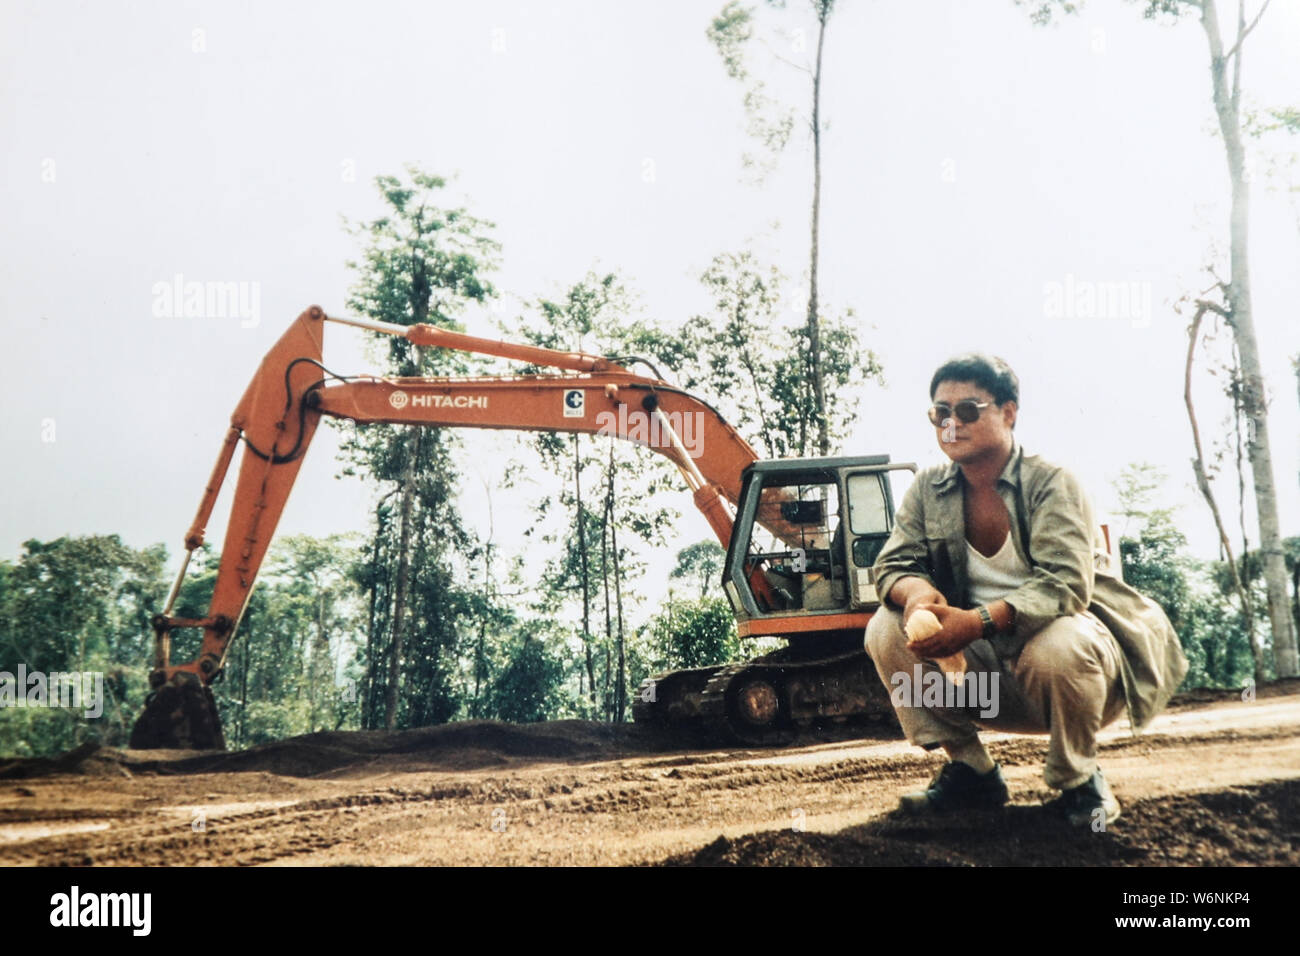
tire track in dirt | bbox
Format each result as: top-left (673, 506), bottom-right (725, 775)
top-left (1, 693), bottom-right (1297, 866)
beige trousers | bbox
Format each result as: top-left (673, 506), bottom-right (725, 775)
top-left (865, 605), bottom-right (1128, 790)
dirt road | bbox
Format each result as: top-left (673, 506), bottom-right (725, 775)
top-left (1, 682), bottom-right (1297, 866)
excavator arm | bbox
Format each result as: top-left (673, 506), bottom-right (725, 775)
top-left (131, 305), bottom-right (777, 748)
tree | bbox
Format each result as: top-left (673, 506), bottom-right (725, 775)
top-left (641, 596), bottom-right (741, 672)
top-left (1111, 463), bottom-right (1259, 687)
top-left (340, 166), bottom-right (500, 730)
top-left (488, 627), bottom-right (568, 724)
top-left (671, 541), bottom-right (727, 599)
top-left (1020, 0), bottom-right (1297, 678)
top-left (676, 251), bottom-right (881, 458)
top-left (1113, 463), bottom-right (1194, 635)
top-left (460, 478), bottom-right (523, 720)
top-left (1182, 300), bottom-right (1270, 682)
top-left (517, 271), bottom-right (683, 721)
top-left (261, 534), bottom-right (361, 732)
top-left (710, 0), bottom-right (841, 455)
top-left (1241, 106), bottom-right (1300, 480)
top-left (0, 536), bottom-right (166, 756)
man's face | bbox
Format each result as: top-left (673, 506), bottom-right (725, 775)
top-left (930, 379), bottom-right (1016, 464)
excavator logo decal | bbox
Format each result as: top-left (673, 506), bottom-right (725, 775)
top-left (413, 394), bottom-right (488, 409)
top-left (387, 390), bottom-right (488, 410)
top-left (563, 388), bottom-right (585, 417)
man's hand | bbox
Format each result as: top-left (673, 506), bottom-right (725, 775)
top-left (906, 603), bottom-right (981, 659)
top-left (898, 582), bottom-right (948, 628)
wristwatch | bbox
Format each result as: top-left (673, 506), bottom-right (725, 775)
top-left (977, 604), bottom-right (996, 639)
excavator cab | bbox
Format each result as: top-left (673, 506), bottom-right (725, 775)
top-left (721, 456), bottom-right (915, 641)
top-left (633, 455), bottom-right (919, 743)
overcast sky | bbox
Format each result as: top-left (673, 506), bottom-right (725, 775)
top-left (2, 1), bottom-right (1298, 613)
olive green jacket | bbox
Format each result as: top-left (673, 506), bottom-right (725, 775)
top-left (872, 440), bottom-right (1189, 734)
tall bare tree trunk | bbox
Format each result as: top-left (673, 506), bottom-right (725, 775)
top-left (608, 443), bottom-right (627, 723)
top-left (1201, 0), bottom-right (1298, 677)
top-left (310, 589), bottom-right (329, 730)
top-left (363, 508), bottom-right (382, 730)
top-left (600, 468), bottom-right (613, 722)
top-left (473, 483), bottom-right (494, 718)
top-left (807, 2), bottom-right (831, 457)
top-left (1186, 306), bottom-right (1265, 683)
top-left (574, 435), bottom-right (597, 710)
top-left (239, 608), bottom-right (250, 747)
top-left (385, 430), bottom-right (420, 730)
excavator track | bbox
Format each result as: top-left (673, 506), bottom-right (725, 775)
top-left (634, 639), bottom-right (902, 746)
top-left (632, 665), bottom-right (725, 740)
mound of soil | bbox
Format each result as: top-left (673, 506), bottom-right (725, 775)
top-left (0, 720), bottom-right (673, 781)
top-left (0, 741), bottom-right (130, 781)
top-left (1167, 676), bottom-right (1300, 710)
top-left (111, 719), bottom-right (681, 777)
top-left (661, 777), bottom-right (1299, 866)
top-left (0, 717), bottom-right (900, 780)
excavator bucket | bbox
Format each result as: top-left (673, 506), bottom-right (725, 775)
top-left (129, 674), bottom-right (226, 750)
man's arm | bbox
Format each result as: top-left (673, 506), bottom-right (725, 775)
top-left (907, 596), bottom-right (1014, 658)
top-left (997, 465), bottom-right (1097, 649)
top-left (873, 475), bottom-right (946, 624)
top-left (888, 576), bottom-right (948, 618)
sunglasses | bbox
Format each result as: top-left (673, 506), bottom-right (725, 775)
top-left (927, 400), bottom-right (992, 426)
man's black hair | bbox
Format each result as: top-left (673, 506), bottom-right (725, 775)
top-left (929, 353), bottom-right (1019, 406)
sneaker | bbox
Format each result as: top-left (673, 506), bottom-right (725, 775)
top-left (898, 761), bottom-right (1009, 815)
top-left (1048, 769), bottom-right (1121, 827)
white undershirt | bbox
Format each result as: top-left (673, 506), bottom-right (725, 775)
top-left (966, 532), bottom-right (1032, 605)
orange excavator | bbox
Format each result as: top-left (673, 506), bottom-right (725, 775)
top-left (130, 306), bottom-right (916, 749)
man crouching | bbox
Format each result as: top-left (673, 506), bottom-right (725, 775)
top-left (865, 354), bottom-right (1189, 827)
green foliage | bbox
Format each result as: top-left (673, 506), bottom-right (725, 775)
top-left (709, 1), bottom-right (755, 81)
top-left (1178, 566), bottom-right (1260, 689)
top-left (641, 597), bottom-right (741, 672)
top-left (1259, 107), bottom-right (1300, 135)
top-left (1112, 463), bottom-right (1276, 689)
top-left (0, 536), bottom-right (165, 755)
top-left (163, 536), bottom-right (366, 749)
top-left (1016, 0), bottom-right (1193, 28)
top-left (1015, 0), bottom-right (1080, 26)
top-left (671, 541), bottom-right (726, 599)
top-left (707, 1), bottom-right (796, 173)
top-left (0, 532), bottom-right (368, 756)
top-left (489, 629), bottom-right (568, 723)
top-left (0, 707), bottom-right (84, 759)
top-left (672, 251), bottom-right (882, 458)
top-left (345, 166), bottom-right (499, 361)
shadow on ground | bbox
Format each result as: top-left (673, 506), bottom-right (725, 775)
top-left (659, 777), bottom-right (1299, 866)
